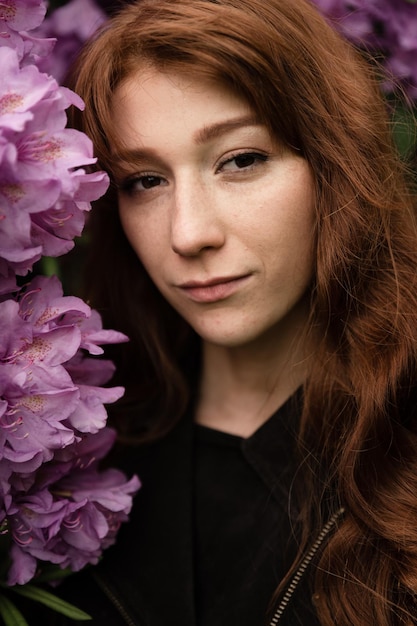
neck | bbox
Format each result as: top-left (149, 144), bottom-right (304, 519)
top-left (195, 306), bottom-right (312, 437)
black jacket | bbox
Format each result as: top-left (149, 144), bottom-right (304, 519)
top-left (31, 397), bottom-right (328, 626)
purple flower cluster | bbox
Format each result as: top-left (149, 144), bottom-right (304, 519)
top-left (0, 0), bottom-right (52, 65)
top-left (1, 277), bottom-right (139, 584)
top-left (34, 0), bottom-right (106, 84)
top-left (312, 0), bottom-right (417, 98)
top-left (0, 0), bottom-right (140, 588)
top-left (0, 44), bottom-right (109, 285)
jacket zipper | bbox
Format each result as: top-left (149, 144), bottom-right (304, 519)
top-left (92, 571), bottom-right (141, 626)
top-left (269, 507), bottom-right (345, 625)
top-left (92, 508), bottom-right (344, 626)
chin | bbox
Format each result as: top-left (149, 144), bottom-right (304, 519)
top-left (191, 323), bottom-right (267, 349)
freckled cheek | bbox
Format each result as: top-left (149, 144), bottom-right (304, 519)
top-left (290, 208), bottom-right (316, 272)
top-left (133, 235), bottom-right (172, 289)
top-left (265, 205), bottom-right (315, 287)
top-left (119, 212), bottom-right (166, 268)
top-left (294, 220), bottom-right (316, 288)
top-left (134, 241), bottom-right (163, 276)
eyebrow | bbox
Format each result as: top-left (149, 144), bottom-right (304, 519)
top-left (193, 115), bottom-right (262, 144)
top-left (112, 114), bottom-right (263, 165)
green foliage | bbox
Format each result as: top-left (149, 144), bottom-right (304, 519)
top-left (0, 577), bottom-right (92, 625)
top-left (9, 585), bottom-right (92, 621)
top-left (0, 595), bottom-right (29, 626)
top-left (392, 104), bottom-right (417, 160)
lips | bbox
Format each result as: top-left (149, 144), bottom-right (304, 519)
top-left (177, 274), bottom-right (251, 303)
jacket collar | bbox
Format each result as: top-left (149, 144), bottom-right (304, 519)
top-left (242, 389), bottom-right (302, 508)
top-left (97, 390), bottom-right (303, 626)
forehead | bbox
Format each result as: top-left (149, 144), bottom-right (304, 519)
top-left (110, 67), bottom-right (259, 152)
top-left (113, 67), bottom-right (253, 116)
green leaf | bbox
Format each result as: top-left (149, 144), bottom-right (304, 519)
top-left (392, 104), bottom-right (417, 159)
top-left (0, 594), bottom-right (29, 626)
top-left (39, 256), bottom-right (61, 279)
top-left (10, 585), bottom-right (92, 621)
top-left (34, 566), bottom-right (74, 584)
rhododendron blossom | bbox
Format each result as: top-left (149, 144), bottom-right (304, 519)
top-left (34, 0), bottom-right (106, 83)
top-left (8, 444), bottom-right (139, 585)
top-left (312, 0), bottom-right (417, 98)
top-left (0, 289), bottom-right (138, 588)
top-left (0, 0), bottom-right (54, 66)
top-left (0, 0), bottom-right (140, 607)
top-left (0, 44), bottom-right (108, 279)
top-left (0, 274), bottom-right (139, 587)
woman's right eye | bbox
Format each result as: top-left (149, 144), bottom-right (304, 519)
top-left (119, 174), bottom-right (167, 195)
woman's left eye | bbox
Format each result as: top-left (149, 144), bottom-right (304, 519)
top-left (217, 151), bottom-right (268, 173)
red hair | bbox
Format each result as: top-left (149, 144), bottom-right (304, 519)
top-left (72, 0), bottom-right (417, 623)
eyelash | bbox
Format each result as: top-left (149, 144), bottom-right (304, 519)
top-left (118, 174), bottom-right (164, 196)
top-left (118, 151), bottom-right (269, 196)
top-left (216, 151), bottom-right (269, 173)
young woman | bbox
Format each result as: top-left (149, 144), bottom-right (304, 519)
top-left (58, 0), bottom-right (417, 624)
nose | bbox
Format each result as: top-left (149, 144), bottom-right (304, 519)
top-left (170, 177), bottom-right (225, 257)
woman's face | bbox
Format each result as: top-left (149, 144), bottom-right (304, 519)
top-left (112, 68), bottom-right (315, 350)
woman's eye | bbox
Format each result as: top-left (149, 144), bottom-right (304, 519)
top-left (119, 174), bottom-right (167, 195)
top-left (219, 152), bottom-right (268, 173)
top-left (139, 175), bottom-right (164, 189)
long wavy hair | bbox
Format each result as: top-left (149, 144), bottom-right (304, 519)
top-left (71, 0), bottom-right (417, 623)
